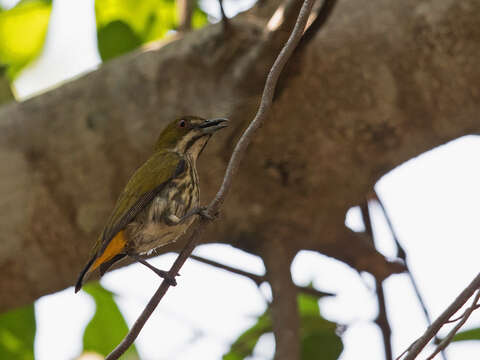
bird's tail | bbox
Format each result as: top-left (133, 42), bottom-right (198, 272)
top-left (74, 230), bottom-right (127, 293)
top-left (75, 257), bottom-right (95, 293)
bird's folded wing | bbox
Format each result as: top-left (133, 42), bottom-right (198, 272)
top-left (95, 151), bottom-right (186, 255)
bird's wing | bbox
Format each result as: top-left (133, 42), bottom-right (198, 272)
top-left (75, 151), bottom-right (185, 292)
top-left (97, 150), bottom-right (185, 255)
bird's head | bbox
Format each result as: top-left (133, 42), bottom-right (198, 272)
top-left (154, 116), bottom-right (228, 158)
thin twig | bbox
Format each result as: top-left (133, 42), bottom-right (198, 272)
top-left (397, 272), bottom-right (480, 360)
top-left (425, 289), bottom-right (480, 360)
top-left (297, 0), bottom-right (337, 50)
top-left (274, 0), bottom-right (337, 101)
top-left (209, 0), bottom-right (315, 212)
top-left (190, 254), bottom-right (264, 284)
top-left (373, 191), bottom-right (448, 360)
top-left (105, 0), bottom-right (316, 358)
top-left (360, 202), bottom-right (393, 360)
top-left (218, 0), bottom-right (229, 30)
top-left (445, 304), bottom-right (480, 323)
top-left (190, 254), bottom-right (334, 298)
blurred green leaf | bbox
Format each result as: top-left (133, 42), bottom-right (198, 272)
top-left (97, 20), bottom-right (142, 61)
top-left (0, 304), bottom-right (35, 360)
top-left (223, 292), bottom-right (343, 360)
top-left (83, 282), bottom-right (139, 359)
top-left (452, 327), bottom-right (480, 342)
top-left (0, 0), bottom-right (52, 79)
top-left (95, 0), bottom-right (207, 61)
top-left (192, 6), bottom-right (207, 30)
top-left (301, 315), bottom-right (343, 360)
top-left (223, 312), bottom-right (272, 360)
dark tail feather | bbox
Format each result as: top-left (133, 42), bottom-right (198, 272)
top-left (75, 257), bottom-right (95, 293)
top-left (75, 253), bottom-right (126, 293)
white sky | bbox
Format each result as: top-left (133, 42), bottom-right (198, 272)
top-left (4, 0), bottom-right (480, 359)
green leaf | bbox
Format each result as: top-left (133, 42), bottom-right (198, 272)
top-left (97, 20), bottom-right (142, 61)
top-left (95, 0), bottom-right (208, 61)
top-left (301, 315), bottom-right (343, 360)
top-left (0, 304), bottom-right (36, 360)
top-left (192, 6), bottom-right (207, 30)
top-left (141, 1), bottom-right (176, 42)
top-left (0, 0), bottom-right (52, 79)
top-left (96, 0), bottom-right (163, 36)
top-left (224, 291), bottom-right (343, 360)
top-left (452, 327), bottom-right (480, 342)
top-left (223, 312), bottom-right (272, 360)
top-left (298, 291), bottom-right (321, 317)
top-left (83, 282), bottom-right (139, 359)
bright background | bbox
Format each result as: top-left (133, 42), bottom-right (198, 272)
top-left (3, 0), bottom-right (480, 359)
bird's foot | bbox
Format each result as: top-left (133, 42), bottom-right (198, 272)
top-left (150, 268), bottom-right (178, 287)
top-left (180, 206), bottom-right (217, 223)
top-left (130, 255), bottom-right (179, 286)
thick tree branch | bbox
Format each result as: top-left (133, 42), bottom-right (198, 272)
top-left (1, 0), bottom-right (479, 311)
top-left (105, 0), bottom-right (316, 358)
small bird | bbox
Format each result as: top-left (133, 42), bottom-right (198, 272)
top-left (75, 116), bottom-right (228, 293)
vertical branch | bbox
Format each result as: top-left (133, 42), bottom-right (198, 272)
top-left (177, 0), bottom-right (195, 32)
top-left (360, 202), bottom-right (393, 360)
top-left (263, 239), bottom-right (300, 360)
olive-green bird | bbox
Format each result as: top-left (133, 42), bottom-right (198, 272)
top-left (75, 116), bottom-right (228, 293)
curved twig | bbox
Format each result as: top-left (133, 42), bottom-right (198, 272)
top-left (397, 272), bottom-right (480, 360)
top-left (425, 290), bottom-right (480, 360)
top-left (105, 0), bottom-right (316, 358)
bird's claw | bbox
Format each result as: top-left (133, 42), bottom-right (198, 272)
top-left (197, 207), bottom-right (216, 221)
top-left (181, 206), bottom-right (217, 223)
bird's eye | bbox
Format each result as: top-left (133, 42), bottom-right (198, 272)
top-left (178, 120), bottom-right (186, 128)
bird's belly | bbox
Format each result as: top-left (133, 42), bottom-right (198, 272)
top-left (125, 182), bottom-right (199, 254)
top-left (131, 217), bottom-right (195, 254)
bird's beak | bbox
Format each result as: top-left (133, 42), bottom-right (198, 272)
top-left (199, 118), bottom-right (229, 134)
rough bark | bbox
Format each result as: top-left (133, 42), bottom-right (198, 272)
top-left (0, 0), bottom-right (479, 311)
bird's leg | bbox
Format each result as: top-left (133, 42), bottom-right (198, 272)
top-left (129, 254), bottom-right (178, 286)
top-left (171, 206), bottom-right (216, 225)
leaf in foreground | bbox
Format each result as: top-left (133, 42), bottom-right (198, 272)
top-left (83, 282), bottom-right (139, 359)
top-left (0, 304), bottom-right (35, 360)
top-left (452, 327), bottom-right (480, 342)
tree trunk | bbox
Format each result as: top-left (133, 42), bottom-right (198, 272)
top-left (0, 0), bottom-right (478, 311)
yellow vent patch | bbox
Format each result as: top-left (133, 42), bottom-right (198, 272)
top-left (91, 230), bottom-right (126, 272)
